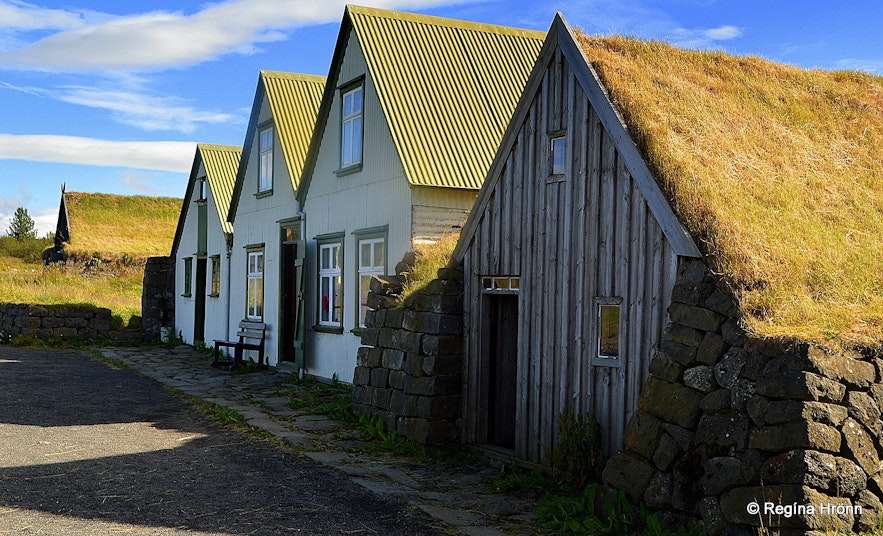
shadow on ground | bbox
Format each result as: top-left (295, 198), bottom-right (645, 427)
top-left (0, 348), bottom-right (443, 535)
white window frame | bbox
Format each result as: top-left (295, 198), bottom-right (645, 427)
top-left (594, 297), bottom-right (622, 367)
top-left (340, 84), bottom-right (363, 169)
top-left (246, 249), bottom-right (264, 320)
top-left (318, 242), bottom-right (343, 327)
top-left (357, 237), bottom-right (385, 328)
top-left (258, 126), bottom-right (274, 193)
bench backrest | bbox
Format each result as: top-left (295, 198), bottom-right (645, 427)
top-left (236, 321), bottom-right (266, 343)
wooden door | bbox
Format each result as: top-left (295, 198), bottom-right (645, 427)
top-left (280, 240), bottom-right (305, 368)
top-left (194, 258), bottom-right (207, 343)
top-left (487, 294), bottom-right (518, 449)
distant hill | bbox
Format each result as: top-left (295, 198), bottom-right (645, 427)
top-left (57, 191), bottom-right (181, 262)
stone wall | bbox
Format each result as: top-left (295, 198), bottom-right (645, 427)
top-left (602, 258), bottom-right (883, 535)
top-left (0, 302), bottom-right (111, 340)
top-left (142, 255), bottom-right (175, 342)
top-left (351, 261), bottom-right (464, 444)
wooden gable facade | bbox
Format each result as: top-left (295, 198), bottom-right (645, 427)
top-left (454, 15), bottom-right (700, 461)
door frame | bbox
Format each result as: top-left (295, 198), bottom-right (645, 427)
top-left (279, 219), bottom-right (305, 369)
top-left (479, 287), bottom-right (519, 450)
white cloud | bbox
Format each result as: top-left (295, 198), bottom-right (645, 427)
top-left (0, 0), bottom-right (469, 72)
top-left (0, 0), bottom-right (94, 32)
top-left (835, 58), bottom-right (883, 74)
top-left (120, 169), bottom-right (173, 196)
top-left (2, 81), bottom-right (236, 132)
top-left (669, 24), bottom-right (742, 48)
top-left (0, 134), bottom-right (195, 172)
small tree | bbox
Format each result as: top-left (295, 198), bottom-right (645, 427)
top-left (7, 207), bottom-right (37, 240)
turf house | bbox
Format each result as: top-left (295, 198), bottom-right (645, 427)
top-left (171, 143), bottom-right (240, 347)
top-left (295, 6), bottom-right (544, 383)
top-left (452, 14), bottom-right (883, 534)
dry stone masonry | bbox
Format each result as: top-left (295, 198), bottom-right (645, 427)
top-left (352, 255), bottom-right (464, 444)
top-left (0, 302), bottom-right (111, 341)
top-left (142, 255), bottom-right (175, 342)
top-left (603, 258), bottom-right (883, 535)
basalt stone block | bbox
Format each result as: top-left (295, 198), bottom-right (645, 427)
top-left (384, 308), bottom-right (405, 329)
top-left (27, 305), bottom-right (49, 317)
top-left (705, 288), bottom-right (740, 318)
top-left (703, 456), bottom-right (748, 495)
top-left (676, 258), bottom-right (709, 285)
top-left (765, 400), bottom-right (848, 427)
top-left (696, 332), bottom-right (728, 365)
top-left (648, 349), bottom-right (683, 382)
top-left (806, 347), bottom-right (876, 388)
top-left (762, 450), bottom-right (837, 490)
top-left (371, 387), bottom-right (391, 410)
top-left (696, 413), bottom-right (749, 450)
top-left (602, 451), bottom-right (655, 502)
top-left (360, 327), bottom-right (380, 346)
top-left (367, 293), bottom-right (398, 310)
top-left (644, 471), bottom-right (673, 509)
top-left (701, 389), bottom-right (732, 412)
top-left (730, 379), bottom-right (756, 411)
top-left (41, 316), bottom-right (65, 329)
top-left (652, 432), bottom-right (683, 471)
top-left (664, 323), bottom-right (705, 348)
top-left (749, 421), bottom-right (841, 453)
top-left (624, 412), bottom-right (664, 460)
top-left (388, 370), bottom-right (405, 390)
top-left (837, 457), bottom-right (869, 496)
top-left (370, 368), bottom-right (389, 388)
top-left (382, 349), bottom-right (405, 370)
top-left (422, 354), bottom-right (461, 376)
top-left (720, 318), bottom-right (747, 347)
top-left (699, 496), bottom-right (727, 536)
top-left (421, 334), bottom-right (462, 357)
top-left (756, 371), bottom-right (845, 403)
top-left (416, 395), bottom-right (461, 420)
top-left (683, 365), bottom-right (716, 393)
top-left (856, 489), bottom-right (883, 533)
top-left (392, 330), bottom-right (422, 354)
top-left (402, 353), bottom-right (424, 377)
top-left (357, 346), bottom-right (381, 368)
top-left (638, 378), bottom-right (703, 428)
top-left (714, 347), bottom-right (747, 389)
top-left (669, 302), bottom-right (725, 332)
top-left (64, 317), bottom-right (89, 329)
top-left (670, 281), bottom-right (715, 307)
top-left (52, 327), bottom-right (78, 338)
top-left (352, 366), bottom-right (371, 387)
top-left (847, 391), bottom-right (882, 436)
top-left (404, 375), bottom-right (460, 396)
top-left (841, 418), bottom-right (883, 476)
top-left (436, 267), bottom-right (463, 281)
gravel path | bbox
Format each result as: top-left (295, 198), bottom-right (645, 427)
top-left (0, 347), bottom-right (445, 535)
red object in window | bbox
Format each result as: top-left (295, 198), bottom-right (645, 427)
top-left (322, 295), bottom-right (329, 312)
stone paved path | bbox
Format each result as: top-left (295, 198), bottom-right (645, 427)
top-left (97, 346), bottom-right (543, 536)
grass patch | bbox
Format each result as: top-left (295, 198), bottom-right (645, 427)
top-left (286, 376), bottom-right (356, 423)
top-left (355, 413), bottom-right (424, 456)
top-left (577, 34), bottom-right (883, 349)
top-left (399, 231), bottom-right (460, 303)
top-left (0, 258), bottom-right (142, 325)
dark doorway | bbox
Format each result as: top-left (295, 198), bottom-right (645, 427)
top-left (486, 294), bottom-right (518, 449)
top-left (194, 258), bottom-right (207, 343)
top-left (280, 239), bottom-right (305, 368)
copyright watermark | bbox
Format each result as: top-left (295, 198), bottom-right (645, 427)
top-left (746, 502), bottom-right (862, 518)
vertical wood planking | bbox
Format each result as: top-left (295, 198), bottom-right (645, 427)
top-left (582, 106), bottom-right (602, 416)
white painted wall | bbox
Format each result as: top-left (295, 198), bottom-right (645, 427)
top-left (228, 96), bottom-right (300, 366)
top-left (173, 160), bottom-right (232, 347)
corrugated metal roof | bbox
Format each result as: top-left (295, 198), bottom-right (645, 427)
top-left (199, 144), bottom-right (241, 236)
top-left (261, 71), bottom-right (326, 189)
top-left (227, 72), bottom-right (325, 222)
top-left (349, 6), bottom-right (545, 190)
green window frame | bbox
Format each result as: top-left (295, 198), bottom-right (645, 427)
top-left (353, 226), bottom-right (387, 329)
top-left (315, 232), bottom-right (344, 331)
top-left (339, 81), bottom-right (363, 171)
top-left (182, 257), bottom-right (193, 297)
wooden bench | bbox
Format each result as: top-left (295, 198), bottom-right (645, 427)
top-left (212, 321), bottom-right (267, 369)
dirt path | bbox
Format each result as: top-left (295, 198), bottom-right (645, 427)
top-left (0, 347), bottom-right (444, 535)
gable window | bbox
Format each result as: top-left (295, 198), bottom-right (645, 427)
top-left (247, 249), bottom-right (264, 320)
top-left (210, 255), bottom-right (221, 297)
top-left (357, 236), bottom-right (385, 328)
top-left (182, 257), bottom-right (193, 297)
top-left (595, 298), bottom-right (622, 364)
top-left (551, 135), bottom-right (566, 176)
top-left (258, 126), bottom-right (274, 193)
top-left (318, 239), bottom-right (343, 328)
top-left (340, 83), bottom-right (363, 169)
top-left (196, 178), bottom-right (206, 201)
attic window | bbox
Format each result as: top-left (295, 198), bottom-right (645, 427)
top-left (340, 83), bottom-right (363, 170)
top-left (550, 135), bottom-right (566, 176)
top-left (196, 179), bottom-right (206, 201)
top-left (258, 126), bottom-right (274, 193)
top-left (595, 298), bottom-right (622, 364)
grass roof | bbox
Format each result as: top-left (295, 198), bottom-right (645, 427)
top-left (63, 191), bottom-right (181, 260)
top-left (575, 33), bottom-right (883, 349)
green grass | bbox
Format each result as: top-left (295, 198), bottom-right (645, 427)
top-left (399, 231), bottom-right (460, 303)
top-left (577, 34), bottom-right (883, 349)
top-left (0, 256), bottom-right (142, 325)
top-left (63, 191), bottom-right (181, 262)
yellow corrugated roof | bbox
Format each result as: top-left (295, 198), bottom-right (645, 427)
top-left (198, 144), bottom-right (240, 236)
top-left (346, 6), bottom-right (544, 190)
top-left (261, 71), bottom-right (326, 189)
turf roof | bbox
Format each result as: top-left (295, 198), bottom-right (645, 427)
top-left (574, 32), bottom-right (883, 349)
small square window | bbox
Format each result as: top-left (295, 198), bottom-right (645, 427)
top-left (551, 136), bottom-right (566, 176)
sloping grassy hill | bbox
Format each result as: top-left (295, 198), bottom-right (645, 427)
top-left (577, 34), bottom-right (883, 348)
top-left (63, 192), bottom-right (181, 261)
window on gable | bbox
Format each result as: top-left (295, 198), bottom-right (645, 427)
top-left (318, 241), bottom-right (343, 327)
top-left (259, 126), bottom-right (274, 192)
top-left (196, 178), bottom-right (206, 201)
top-left (247, 249), bottom-right (264, 320)
top-left (340, 84), bottom-right (363, 169)
top-left (182, 257), bottom-right (193, 297)
top-left (551, 135), bottom-right (566, 176)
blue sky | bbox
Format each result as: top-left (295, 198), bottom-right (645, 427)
top-left (0, 0), bottom-right (880, 235)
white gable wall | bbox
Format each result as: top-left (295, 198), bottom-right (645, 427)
top-left (174, 161), bottom-right (232, 347)
top-left (228, 96), bottom-right (300, 366)
top-left (302, 30), bottom-right (413, 382)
